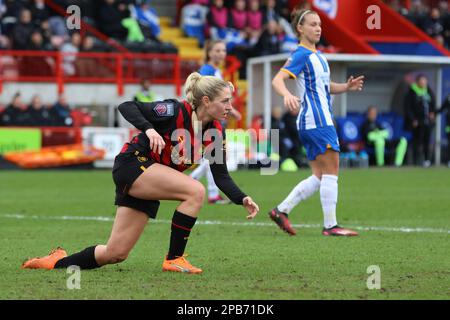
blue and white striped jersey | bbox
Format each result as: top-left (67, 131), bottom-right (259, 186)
top-left (281, 45), bottom-right (334, 131)
top-left (199, 64), bottom-right (223, 79)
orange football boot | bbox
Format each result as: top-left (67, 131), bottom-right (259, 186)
top-left (162, 255), bottom-right (202, 274)
top-left (21, 247), bottom-right (67, 270)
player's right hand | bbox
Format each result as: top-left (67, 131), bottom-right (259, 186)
top-left (145, 128), bottom-right (165, 154)
top-left (243, 196), bottom-right (259, 220)
top-left (284, 94), bottom-right (301, 113)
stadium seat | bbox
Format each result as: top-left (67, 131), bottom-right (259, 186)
top-left (335, 114), bottom-right (365, 144)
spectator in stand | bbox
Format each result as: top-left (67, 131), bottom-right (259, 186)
top-left (246, 0), bottom-right (263, 46)
top-left (439, 0), bottom-right (450, 48)
top-left (39, 19), bottom-right (53, 46)
top-left (275, 0), bottom-right (290, 21)
top-left (134, 78), bottom-right (158, 103)
top-left (403, 0), bottom-right (428, 31)
top-left (206, 0), bottom-right (228, 39)
top-left (29, 0), bottom-right (49, 26)
top-left (76, 36), bottom-right (112, 77)
top-left (0, 93), bottom-right (16, 126)
top-left (11, 8), bottom-right (34, 49)
top-left (228, 0), bottom-right (247, 34)
top-left (2, 0), bottom-right (28, 36)
top-left (0, 33), bottom-right (9, 49)
top-left (3, 0), bottom-right (26, 18)
top-left (438, 0), bottom-right (450, 45)
top-left (61, 32), bottom-right (81, 76)
top-left (48, 15), bottom-right (68, 42)
top-left (424, 7), bottom-right (445, 39)
top-left (386, 0), bottom-right (409, 16)
top-left (29, 94), bottom-right (52, 126)
top-left (253, 19), bottom-right (282, 56)
top-left (22, 29), bottom-right (53, 75)
top-left (190, 0), bottom-right (209, 5)
top-left (52, 94), bottom-right (73, 126)
top-left (434, 33), bottom-right (446, 47)
top-left (263, 0), bottom-right (281, 24)
top-left (130, 0), bottom-right (161, 41)
top-left (0, 1), bottom-right (10, 48)
top-left (98, 0), bottom-right (128, 41)
top-left (0, 92), bottom-right (32, 126)
top-left (118, 2), bottom-right (152, 46)
top-left (27, 28), bottom-right (52, 50)
top-left (404, 74), bottom-right (436, 167)
top-left (226, 0), bottom-right (253, 77)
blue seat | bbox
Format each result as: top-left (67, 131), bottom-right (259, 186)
top-left (377, 112), bottom-right (411, 141)
top-left (335, 114), bottom-right (365, 144)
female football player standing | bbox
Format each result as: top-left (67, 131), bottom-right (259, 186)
top-left (269, 7), bottom-right (364, 236)
top-left (22, 72), bottom-right (259, 274)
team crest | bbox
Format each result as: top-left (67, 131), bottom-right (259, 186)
top-left (154, 103), bottom-right (174, 117)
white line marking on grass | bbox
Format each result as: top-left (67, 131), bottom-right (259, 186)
top-left (1, 213), bottom-right (449, 234)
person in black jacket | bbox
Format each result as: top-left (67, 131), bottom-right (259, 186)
top-left (29, 94), bottom-right (52, 126)
top-left (252, 20), bottom-right (282, 57)
top-left (22, 72), bottom-right (259, 274)
top-left (97, 0), bottom-right (128, 41)
top-left (11, 8), bottom-right (34, 50)
top-left (437, 93), bottom-right (450, 167)
top-left (0, 92), bottom-right (32, 126)
top-left (404, 74), bottom-right (436, 167)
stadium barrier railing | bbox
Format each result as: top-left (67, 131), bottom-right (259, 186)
top-left (0, 51), bottom-right (184, 96)
top-left (0, 51), bottom-right (245, 128)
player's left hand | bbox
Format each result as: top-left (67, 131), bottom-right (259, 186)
top-left (347, 75), bottom-right (364, 91)
top-left (243, 196), bottom-right (259, 220)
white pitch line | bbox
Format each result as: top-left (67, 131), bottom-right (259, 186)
top-left (1, 213), bottom-right (449, 235)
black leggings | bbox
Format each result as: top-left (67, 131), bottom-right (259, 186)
top-left (412, 125), bottom-right (432, 164)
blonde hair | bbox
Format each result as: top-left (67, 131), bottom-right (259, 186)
top-left (290, 7), bottom-right (318, 38)
top-left (184, 72), bottom-right (234, 110)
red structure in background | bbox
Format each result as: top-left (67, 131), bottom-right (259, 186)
top-left (287, 0), bottom-right (450, 56)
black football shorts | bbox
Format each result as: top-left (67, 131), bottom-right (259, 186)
top-left (112, 149), bottom-right (160, 218)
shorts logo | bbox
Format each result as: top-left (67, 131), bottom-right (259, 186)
top-left (154, 103), bottom-right (174, 117)
top-left (137, 156), bottom-right (148, 163)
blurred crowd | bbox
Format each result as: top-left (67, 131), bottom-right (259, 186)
top-left (385, 0), bottom-right (450, 49)
top-left (182, 0), bottom-right (338, 77)
top-left (0, 92), bottom-right (92, 127)
top-left (0, 0), bottom-right (174, 53)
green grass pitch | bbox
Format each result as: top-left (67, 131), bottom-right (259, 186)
top-left (0, 168), bottom-right (449, 299)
